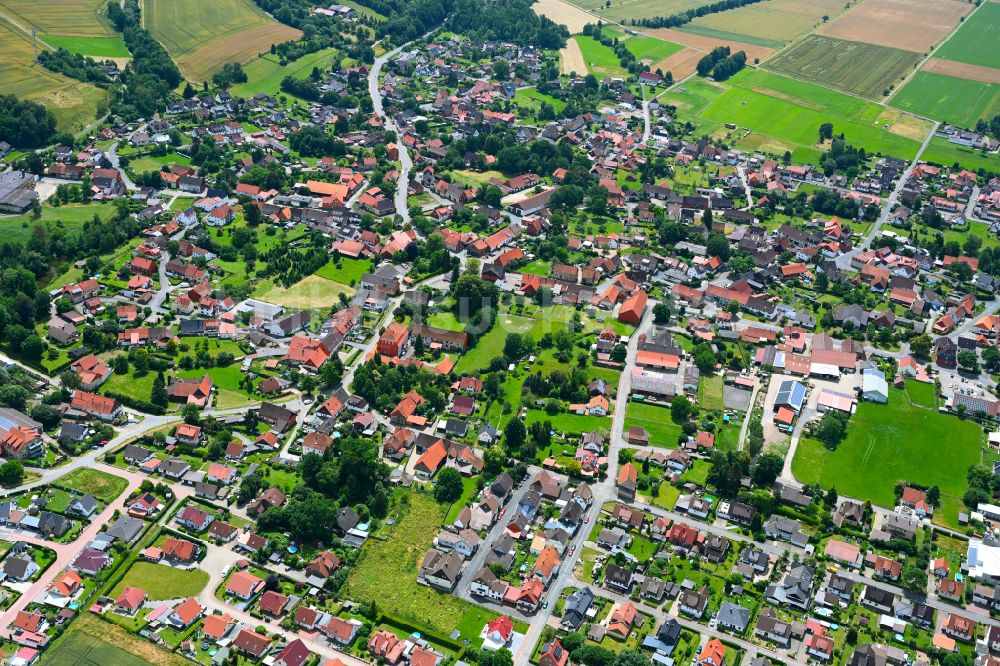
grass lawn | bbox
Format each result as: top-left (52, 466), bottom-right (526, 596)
top-left (425, 311), bottom-right (466, 332)
top-left (681, 459), bottom-right (711, 486)
top-left (315, 257), bottom-right (372, 286)
top-left (624, 401), bottom-right (684, 448)
top-left (577, 547), bottom-right (601, 583)
top-left (0, 202), bottom-right (116, 245)
top-left (519, 259), bottom-right (551, 276)
top-left (230, 46), bottom-right (343, 97)
top-left (648, 483), bottom-right (680, 510)
top-left (445, 476), bottom-right (479, 525)
top-left (526, 410), bottom-right (611, 435)
top-left (125, 152), bottom-right (192, 174)
top-left (40, 614), bottom-right (189, 666)
top-left (58, 468), bottom-right (128, 503)
top-left (110, 562), bottom-right (209, 600)
top-left (454, 315), bottom-right (534, 374)
top-left (627, 536), bottom-right (659, 560)
top-left (256, 274), bottom-right (355, 309)
top-left (345, 492), bottom-right (495, 637)
top-left (513, 88), bottom-right (567, 114)
top-left (698, 375), bottom-right (725, 412)
top-left (791, 388), bottom-right (980, 508)
top-left (904, 380), bottom-right (936, 409)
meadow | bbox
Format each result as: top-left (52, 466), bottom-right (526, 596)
top-left (920, 136), bottom-right (1000, 175)
top-left (0, 19), bottom-right (106, 133)
top-left (574, 35), bottom-right (627, 78)
top-left (110, 562), bottom-right (209, 600)
top-left (663, 69), bottom-right (931, 163)
top-left (256, 274), bottom-right (355, 309)
top-left (42, 35), bottom-right (130, 58)
top-left (0, 202), bottom-right (117, 245)
top-left (513, 87), bottom-right (567, 114)
top-left (0, 0), bottom-right (117, 37)
top-left (933, 2), bottom-right (1000, 70)
top-left (230, 47), bottom-right (344, 97)
top-left (624, 401), bottom-right (684, 447)
top-left (59, 468), bottom-right (129, 503)
top-left (686, 0), bottom-right (843, 44)
top-left (890, 71), bottom-right (1000, 128)
top-left (765, 35), bottom-right (919, 99)
top-left (791, 388), bottom-right (980, 509)
top-left (147, 0), bottom-right (301, 81)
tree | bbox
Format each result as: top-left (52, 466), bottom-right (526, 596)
top-left (751, 453), bottom-right (784, 487)
top-left (900, 562), bottom-right (927, 594)
top-left (819, 122), bottom-right (834, 142)
top-left (815, 411), bottom-right (849, 449)
top-left (504, 333), bottom-right (524, 361)
top-left (610, 343), bottom-right (627, 362)
top-left (694, 347), bottom-right (717, 374)
top-left (504, 418), bottom-right (526, 450)
top-left (671, 395), bottom-right (693, 424)
top-left (705, 233), bottom-right (731, 260)
top-left (653, 302), bottom-right (670, 324)
top-left (0, 461), bottom-right (24, 486)
top-left (910, 334), bottom-right (932, 359)
top-left (433, 468), bottom-right (465, 503)
top-left (926, 485), bottom-right (941, 507)
top-left (958, 350), bottom-right (980, 374)
top-left (151, 371), bottom-right (168, 408)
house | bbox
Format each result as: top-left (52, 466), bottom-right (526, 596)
top-left (608, 601), bottom-right (637, 638)
top-left (233, 629), bottom-right (272, 660)
top-left (258, 590), bottom-right (290, 618)
top-left (162, 537), bottom-right (198, 563)
top-left (115, 587), bottom-right (146, 615)
top-left (418, 548), bottom-right (463, 590)
top-left (755, 608), bottom-right (792, 647)
top-left (679, 585), bottom-right (709, 618)
top-left (562, 587), bottom-right (594, 630)
top-left (643, 619), bottom-right (681, 657)
top-left (697, 638), bottom-right (726, 666)
top-left (306, 551), bottom-right (341, 580)
top-left (539, 639), bottom-right (570, 666)
top-left (176, 505), bottom-right (213, 531)
top-left (617, 462), bottom-right (637, 501)
top-left (168, 597), bottom-right (203, 628)
top-left (717, 601), bottom-right (751, 634)
top-left (272, 639), bottom-right (312, 666)
top-left (766, 563), bottom-right (814, 611)
top-left (226, 570), bottom-right (264, 600)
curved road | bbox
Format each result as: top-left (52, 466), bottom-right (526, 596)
top-left (368, 44), bottom-right (413, 224)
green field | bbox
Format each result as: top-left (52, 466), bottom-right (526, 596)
top-left (230, 47), bottom-right (343, 97)
top-left (574, 36), bottom-right (627, 78)
top-left (41, 614), bottom-right (190, 666)
top-left (345, 492), bottom-right (496, 638)
top-left (59, 468), bottom-right (128, 503)
top-left (570, 0), bottom-right (712, 24)
top-left (622, 36), bottom-right (684, 64)
top-left (791, 388), bottom-right (981, 508)
top-left (0, 19), bottom-right (106, 134)
top-left (920, 135), bottom-right (1000, 174)
top-left (765, 35), bottom-right (919, 99)
top-left (454, 315), bottom-right (534, 374)
top-left (698, 374), bottom-right (725, 411)
top-left (890, 71), bottom-right (1000, 128)
top-left (0, 202), bottom-right (117, 245)
top-left (663, 69), bottom-right (931, 163)
top-left (513, 88), bottom-right (567, 114)
top-left (525, 409), bottom-right (611, 435)
top-left (624, 401), bottom-right (684, 447)
top-left (315, 256), bottom-right (372, 286)
top-left (678, 24), bottom-right (784, 48)
top-left (687, 0), bottom-right (841, 44)
top-left (42, 35), bottom-right (130, 57)
top-left (110, 562), bottom-right (209, 600)
top-left (933, 2), bottom-right (1000, 69)
top-left (126, 152), bottom-right (193, 174)
top-left (147, 0), bottom-right (301, 81)
top-left (0, 0), bottom-right (118, 37)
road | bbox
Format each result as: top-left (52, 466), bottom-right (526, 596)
top-left (835, 122), bottom-right (939, 271)
top-left (368, 43), bottom-right (414, 224)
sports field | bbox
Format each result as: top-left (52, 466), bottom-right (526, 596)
top-left (147, 0), bottom-right (301, 81)
top-left (0, 19), bottom-right (106, 133)
top-left (687, 0), bottom-right (844, 44)
top-left (663, 69), bottom-right (931, 163)
top-left (230, 47), bottom-right (343, 97)
top-left (791, 388), bottom-right (980, 509)
top-left (0, 0), bottom-right (118, 37)
top-left (817, 0), bottom-right (970, 54)
top-left (765, 35), bottom-right (920, 99)
top-left (933, 1), bottom-right (1000, 70)
top-left (891, 71), bottom-right (1000, 128)
top-left (573, 36), bottom-right (627, 78)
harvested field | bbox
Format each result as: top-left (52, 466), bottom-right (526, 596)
top-left (922, 58), bottom-right (1000, 85)
top-left (653, 47), bottom-right (704, 80)
top-left (569, 0), bottom-right (712, 24)
top-left (688, 0), bottom-right (844, 44)
top-left (765, 35), bottom-right (920, 99)
top-left (560, 36), bottom-right (586, 75)
top-left (532, 0), bottom-right (595, 33)
top-left (647, 28), bottom-right (775, 62)
top-left (818, 0), bottom-right (971, 53)
top-left (0, 0), bottom-right (117, 37)
top-left (148, 0), bottom-right (301, 81)
top-left (933, 2), bottom-right (1000, 69)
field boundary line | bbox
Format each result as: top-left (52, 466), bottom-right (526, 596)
top-left (0, 9), bottom-right (55, 51)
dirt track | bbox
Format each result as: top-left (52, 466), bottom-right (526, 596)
top-left (922, 57), bottom-right (1000, 85)
top-left (818, 0), bottom-right (970, 53)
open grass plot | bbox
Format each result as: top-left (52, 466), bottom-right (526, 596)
top-left (0, 20), bottom-right (106, 134)
top-left (345, 492), bottom-right (494, 636)
top-left (791, 388), bottom-right (980, 509)
top-left (315, 256), bottom-right (371, 286)
top-left (891, 70), bottom-right (1000, 128)
top-left (624, 401), bottom-right (684, 447)
top-left (688, 0), bottom-right (844, 45)
top-left (933, 1), bottom-right (1000, 70)
top-left (920, 135), bottom-right (1000, 174)
top-left (59, 468), bottom-right (129, 504)
top-left (147, 0), bottom-right (301, 81)
top-left (513, 87), bottom-right (567, 114)
top-left (42, 35), bottom-right (129, 57)
top-left (765, 35), bottom-right (920, 100)
top-left (0, 202), bottom-right (117, 245)
top-left (698, 374), bottom-right (725, 411)
top-left (110, 562), bottom-right (209, 600)
top-left (0, 0), bottom-right (118, 37)
top-left (454, 315), bottom-right (534, 374)
top-left (574, 36), bottom-right (627, 78)
top-left (230, 46), bottom-right (343, 97)
top-left (257, 274), bottom-right (355, 309)
top-left (663, 69), bottom-right (931, 163)
top-left (526, 409), bottom-right (611, 435)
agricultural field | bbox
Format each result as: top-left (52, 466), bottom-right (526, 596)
top-left (687, 0), bottom-right (844, 45)
top-left (568, 0), bottom-right (711, 24)
top-left (532, 0), bottom-right (595, 33)
top-left (646, 28), bottom-right (776, 65)
top-left (920, 135), bottom-right (1000, 174)
top-left (230, 46), bottom-right (344, 98)
top-left (110, 562), bottom-right (209, 600)
top-left (791, 389), bottom-right (980, 511)
top-left (0, 19), bottom-right (106, 133)
top-left (559, 36), bottom-right (586, 75)
top-left (147, 0), bottom-right (301, 81)
top-left (766, 35), bottom-right (919, 100)
top-left (651, 48), bottom-right (704, 80)
top-left (620, 36), bottom-right (684, 66)
top-left (42, 35), bottom-right (129, 58)
top-left (817, 0), bottom-right (970, 54)
top-left (573, 36), bottom-right (627, 78)
top-left (256, 274), bottom-right (355, 309)
top-left (40, 614), bottom-right (189, 666)
top-left (662, 69), bottom-right (932, 164)
top-left (890, 71), bottom-right (1000, 128)
top-left (0, 0), bottom-right (118, 37)
top-left (932, 1), bottom-right (1000, 70)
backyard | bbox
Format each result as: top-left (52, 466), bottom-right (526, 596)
top-left (624, 401), bottom-right (684, 447)
top-left (59, 468), bottom-right (129, 504)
